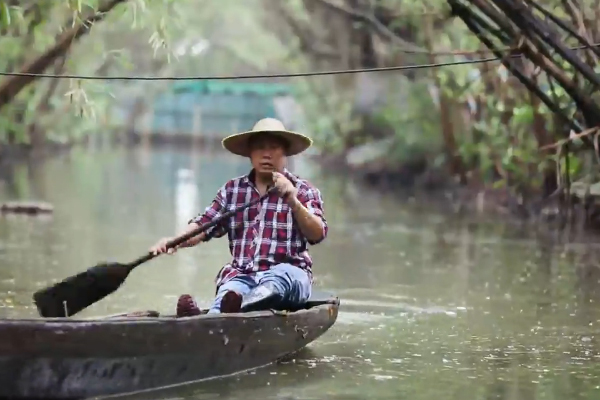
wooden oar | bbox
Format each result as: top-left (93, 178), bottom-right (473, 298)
top-left (32, 189), bottom-right (274, 318)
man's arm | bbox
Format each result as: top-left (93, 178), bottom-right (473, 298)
top-left (289, 187), bottom-right (328, 245)
top-left (179, 185), bottom-right (228, 248)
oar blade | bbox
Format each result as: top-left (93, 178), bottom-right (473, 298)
top-left (32, 262), bottom-right (131, 318)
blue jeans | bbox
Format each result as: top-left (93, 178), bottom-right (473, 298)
top-left (208, 263), bottom-right (312, 314)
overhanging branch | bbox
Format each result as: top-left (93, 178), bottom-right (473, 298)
top-left (449, 0), bottom-right (582, 134)
top-left (465, 0), bottom-right (600, 129)
top-left (0, 0), bottom-right (129, 110)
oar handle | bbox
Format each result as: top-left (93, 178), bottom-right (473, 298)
top-left (127, 187), bottom-right (276, 269)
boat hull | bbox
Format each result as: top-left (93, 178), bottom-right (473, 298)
top-left (0, 300), bottom-right (339, 399)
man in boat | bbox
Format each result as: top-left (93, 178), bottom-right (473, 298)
top-left (150, 118), bottom-right (328, 316)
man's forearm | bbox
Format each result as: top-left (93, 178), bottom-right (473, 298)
top-left (289, 198), bottom-right (324, 242)
top-left (177, 222), bottom-right (206, 248)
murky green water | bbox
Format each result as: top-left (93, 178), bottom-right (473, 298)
top-left (1, 147), bottom-right (600, 399)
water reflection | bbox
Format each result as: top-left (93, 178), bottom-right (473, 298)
top-left (175, 167), bottom-right (201, 291)
top-left (1, 147), bottom-right (600, 399)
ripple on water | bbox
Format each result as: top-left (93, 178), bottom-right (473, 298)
top-left (340, 298), bottom-right (462, 317)
top-left (336, 310), bottom-right (392, 325)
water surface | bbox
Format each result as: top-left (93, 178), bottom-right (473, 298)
top-left (1, 147), bottom-right (600, 399)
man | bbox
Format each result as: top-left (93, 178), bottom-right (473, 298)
top-left (150, 118), bottom-right (328, 316)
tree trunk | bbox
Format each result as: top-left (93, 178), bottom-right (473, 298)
top-left (424, 13), bottom-right (466, 183)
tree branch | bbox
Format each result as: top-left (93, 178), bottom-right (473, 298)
top-left (449, 0), bottom-right (582, 135)
top-left (525, 0), bottom-right (600, 61)
top-left (468, 0), bottom-right (600, 128)
top-left (0, 0), bottom-right (129, 111)
top-left (312, 0), bottom-right (429, 54)
top-left (37, 55), bottom-right (68, 113)
top-left (271, 1), bottom-right (340, 60)
top-left (491, 0), bottom-right (600, 91)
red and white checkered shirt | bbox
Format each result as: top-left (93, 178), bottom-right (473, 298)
top-left (189, 169), bottom-right (328, 287)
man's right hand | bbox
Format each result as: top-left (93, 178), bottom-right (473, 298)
top-left (149, 237), bottom-right (178, 256)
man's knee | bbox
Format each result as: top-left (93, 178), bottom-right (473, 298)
top-left (270, 263), bottom-right (310, 281)
top-left (262, 264), bottom-right (311, 303)
top-left (220, 278), bottom-right (253, 297)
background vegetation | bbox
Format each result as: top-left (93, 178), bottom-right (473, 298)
top-left (2, 0), bottom-right (600, 206)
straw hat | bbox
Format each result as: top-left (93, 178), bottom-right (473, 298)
top-left (222, 118), bottom-right (312, 157)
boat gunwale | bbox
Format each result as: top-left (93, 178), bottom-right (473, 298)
top-left (0, 299), bottom-right (340, 327)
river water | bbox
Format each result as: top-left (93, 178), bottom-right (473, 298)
top-left (1, 147), bottom-right (600, 400)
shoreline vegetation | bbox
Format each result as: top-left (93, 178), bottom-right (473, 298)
top-left (2, 141), bottom-right (599, 234)
top-left (2, 1), bottom-right (600, 229)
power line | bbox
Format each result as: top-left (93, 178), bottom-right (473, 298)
top-left (0, 56), bottom-right (513, 81)
top-left (0, 44), bottom-right (597, 81)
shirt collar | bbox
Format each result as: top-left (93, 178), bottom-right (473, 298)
top-left (244, 168), bottom-right (298, 186)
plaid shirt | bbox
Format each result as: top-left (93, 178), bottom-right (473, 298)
top-left (189, 169), bottom-right (328, 287)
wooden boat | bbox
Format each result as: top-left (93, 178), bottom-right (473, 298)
top-left (0, 291), bottom-right (339, 400)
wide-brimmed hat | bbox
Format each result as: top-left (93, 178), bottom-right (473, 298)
top-left (221, 118), bottom-right (312, 157)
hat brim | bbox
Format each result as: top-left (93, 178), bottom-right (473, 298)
top-left (222, 130), bottom-right (312, 157)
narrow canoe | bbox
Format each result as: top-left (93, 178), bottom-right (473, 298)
top-left (0, 291), bottom-right (340, 399)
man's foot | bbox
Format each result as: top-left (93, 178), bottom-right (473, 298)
top-left (220, 291), bottom-right (242, 313)
top-left (176, 294), bottom-right (201, 317)
top-left (240, 283), bottom-right (283, 313)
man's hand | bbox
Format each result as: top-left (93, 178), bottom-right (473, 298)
top-left (149, 237), bottom-right (178, 256)
top-left (272, 172), bottom-right (298, 204)
top-left (149, 223), bottom-right (205, 255)
top-left (274, 179), bottom-right (326, 244)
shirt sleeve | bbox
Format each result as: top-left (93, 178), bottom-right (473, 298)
top-left (297, 186), bottom-right (328, 245)
top-left (188, 185), bottom-right (228, 242)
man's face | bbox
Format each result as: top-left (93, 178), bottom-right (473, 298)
top-left (248, 133), bottom-right (288, 174)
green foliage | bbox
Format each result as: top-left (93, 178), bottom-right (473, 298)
top-left (292, 78), bottom-right (361, 155)
top-left (259, 0), bottom-right (600, 196)
top-left (0, 0), bottom-right (447, 155)
top-left (1, 0), bottom-right (598, 200)
top-left (373, 78), bottom-right (445, 164)
top-left (0, 1), bottom-right (164, 144)
top-left (0, 0), bottom-right (298, 147)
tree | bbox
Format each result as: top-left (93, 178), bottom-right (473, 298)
top-left (0, 0), bottom-right (295, 148)
top-left (263, 0), bottom-right (600, 208)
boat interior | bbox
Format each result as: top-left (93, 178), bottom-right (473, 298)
top-left (102, 290), bottom-right (339, 320)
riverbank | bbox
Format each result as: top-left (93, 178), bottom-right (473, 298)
top-left (0, 142), bottom-right (72, 165)
top-left (1, 141), bottom-right (596, 232)
top-left (313, 149), bottom-right (600, 234)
